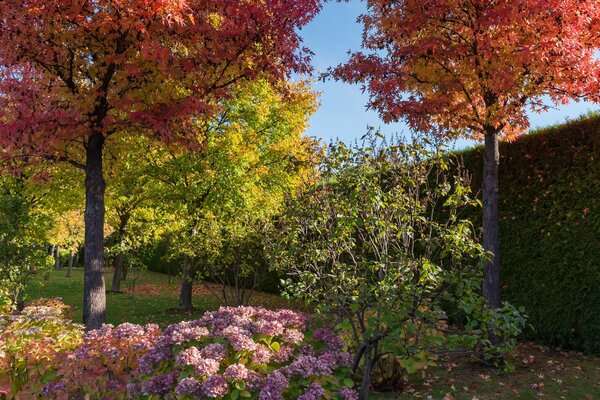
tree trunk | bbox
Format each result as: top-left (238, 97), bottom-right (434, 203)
top-left (358, 344), bottom-right (373, 400)
top-left (83, 132), bottom-right (107, 330)
top-left (111, 253), bottom-right (124, 293)
top-left (178, 255), bottom-right (194, 311)
top-left (111, 217), bottom-right (129, 293)
top-left (66, 248), bottom-right (74, 277)
top-left (54, 245), bottom-right (61, 270)
top-left (482, 130), bottom-right (501, 309)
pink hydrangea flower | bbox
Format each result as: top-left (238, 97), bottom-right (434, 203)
top-left (199, 343), bottom-right (228, 361)
top-left (194, 358), bottom-right (221, 377)
top-left (252, 345), bottom-right (272, 364)
top-left (271, 345), bottom-right (294, 363)
top-left (282, 329), bottom-right (304, 344)
top-left (176, 346), bottom-right (202, 367)
top-left (223, 363), bottom-right (249, 381)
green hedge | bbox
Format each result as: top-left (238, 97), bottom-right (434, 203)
top-left (458, 114), bottom-right (600, 354)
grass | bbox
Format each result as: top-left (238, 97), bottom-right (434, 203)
top-left (25, 269), bottom-right (600, 399)
top-left (26, 268), bottom-right (300, 326)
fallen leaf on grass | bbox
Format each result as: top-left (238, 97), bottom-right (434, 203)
top-left (522, 355), bottom-right (535, 365)
top-left (529, 383), bottom-right (545, 389)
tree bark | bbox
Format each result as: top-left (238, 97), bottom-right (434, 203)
top-left (178, 255), bottom-right (194, 311)
top-left (54, 245), bottom-right (61, 270)
top-left (111, 215), bottom-right (129, 293)
top-left (83, 131), bottom-right (107, 330)
top-left (358, 344), bottom-right (373, 400)
top-left (66, 248), bottom-right (74, 277)
top-left (111, 253), bottom-right (124, 292)
top-left (482, 130), bottom-right (501, 310)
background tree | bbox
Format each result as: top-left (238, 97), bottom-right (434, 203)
top-left (49, 209), bottom-right (85, 278)
top-left (0, 0), bottom-right (321, 329)
top-left (104, 135), bottom-right (154, 293)
top-left (46, 165), bottom-right (86, 278)
top-left (146, 79), bottom-right (319, 310)
top-left (334, 0), bottom-right (600, 329)
top-left (0, 162), bottom-right (53, 309)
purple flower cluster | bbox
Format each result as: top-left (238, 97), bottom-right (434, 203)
top-left (200, 343), bottom-right (228, 361)
top-left (41, 380), bottom-right (67, 397)
top-left (202, 375), bottom-right (229, 398)
top-left (141, 371), bottom-right (178, 395)
top-left (298, 382), bottom-right (325, 400)
top-left (130, 306), bottom-right (358, 400)
top-left (259, 371), bottom-right (289, 400)
top-left (175, 377), bottom-right (201, 395)
top-left (339, 387), bottom-right (360, 400)
top-left (312, 327), bottom-right (345, 351)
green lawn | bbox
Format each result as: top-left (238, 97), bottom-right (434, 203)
top-left (25, 270), bottom-right (600, 399)
top-left (26, 268), bottom-right (296, 326)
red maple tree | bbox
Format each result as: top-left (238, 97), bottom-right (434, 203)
top-left (0, 0), bottom-right (321, 329)
top-left (335, 0), bottom-right (600, 328)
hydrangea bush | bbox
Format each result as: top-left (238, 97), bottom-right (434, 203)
top-left (129, 307), bottom-right (357, 400)
top-left (32, 305), bottom-right (357, 400)
top-left (0, 300), bottom-right (83, 396)
top-left (43, 322), bottom-right (161, 399)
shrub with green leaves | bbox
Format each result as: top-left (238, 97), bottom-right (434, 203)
top-left (270, 137), bottom-right (526, 399)
top-left (0, 168), bottom-right (53, 308)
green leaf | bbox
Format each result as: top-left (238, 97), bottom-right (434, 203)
top-left (270, 341), bottom-right (280, 352)
top-left (342, 378), bottom-right (355, 388)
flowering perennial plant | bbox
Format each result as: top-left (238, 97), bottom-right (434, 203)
top-left (43, 322), bottom-right (161, 399)
top-left (130, 306), bottom-right (357, 399)
top-left (14, 304), bottom-right (357, 399)
top-left (0, 300), bottom-right (83, 396)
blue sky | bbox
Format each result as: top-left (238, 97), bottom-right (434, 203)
top-left (297, 1), bottom-right (599, 149)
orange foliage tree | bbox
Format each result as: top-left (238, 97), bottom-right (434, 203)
top-left (334, 0), bottom-right (600, 333)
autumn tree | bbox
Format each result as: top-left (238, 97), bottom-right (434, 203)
top-left (50, 209), bottom-right (85, 277)
top-left (334, 0), bottom-right (600, 330)
top-left (45, 165), bottom-right (86, 278)
top-left (0, 0), bottom-right (321, 328)
top-left (146, 79), bottom-right (318, 310)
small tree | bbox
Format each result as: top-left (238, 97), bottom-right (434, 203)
top-left (146, 79), bottom-right (318, 310)
top-left (271, 137), bottom-right (526, 399)
top-left (205, 219), bottom-right (274, 307)
top-left (333, 0), bottom-right (600, 329)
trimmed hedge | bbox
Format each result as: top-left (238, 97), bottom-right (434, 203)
top-left (458, 114), bottom-right (600, 354)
